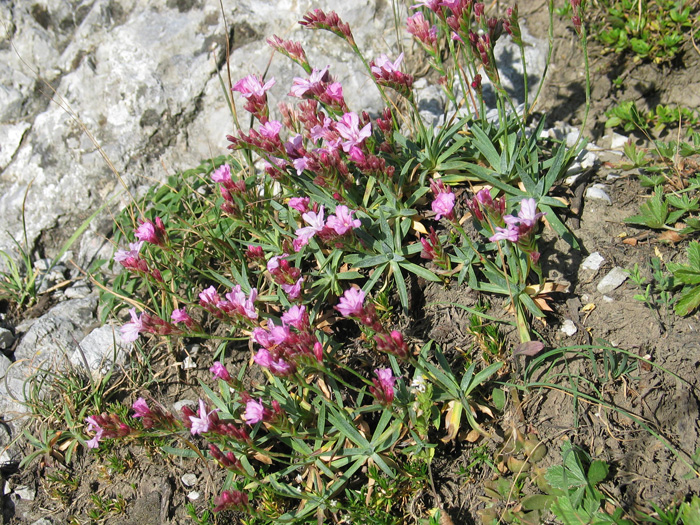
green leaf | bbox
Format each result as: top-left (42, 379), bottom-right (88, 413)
top-left (587, 459), bottom-right (609, 486)
top-left (674, 285), bottom-right (700, 316)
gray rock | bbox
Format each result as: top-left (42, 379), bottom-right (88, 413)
top-left (585, 184), bottom-right (612, 205)
top-left (560, 319), bottom-right (577, 336)
top-left (181, 473), bottom-right (197, 487)
top-left (70, 324), bottom-right (129, 377)
top-left (581, 252), bottom-right (604, 271)
top-left (13, 485), bottom-right (36, 501)
top-left (0, 327), bottom-right (15, 350)
top-left (597, 267), bottom-right (629, 295)
top-left (0, 353), bottom-right (30, 416)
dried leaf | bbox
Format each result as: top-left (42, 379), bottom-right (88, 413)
top-left (254, 452), bottom-right (273, 465)
top-left (581, 303), bottom-right (596, 313)
top-left (532, 296), bottom-right (554, 312)
top-left (465, 429), bottom-right (482, 443)
top-left (412, 219), bottom-right (428, 235)
top-left (658, 230), bottom-right (683, 244)
top-left (476, 403), bottom-right (494, 418)
top-left (513, 341), bottom-right (545, 356)
top-left (441, 400), bottom-right (463, 443)
top-left (622, 237), bottom-right (638, 246)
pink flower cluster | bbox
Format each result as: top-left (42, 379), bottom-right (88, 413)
top-left (242, 397), bottom-right (285, 426)
top-left (181, 400), bottom-right (250, 443)
top-left (299, 9), bottom-right (355, 46)
top-left (232, 74), bottom-right (275, 123)
top-left (335, 288), bottom-right (410, 359)
top-left (267, 254), bottom-right (304, 300)
top-left (131, 397), bottom-right (178, 430)
top-left (134, 217), bottom-right (167, 247)
top-left (407, 12), bottom-right (438, 49)
top-left (489, 198), bottom-right (545, 244)
top-left (213, 490), bottom-right (250, 513)
top-left (370, 368), bottom-right (396, 405)
top-left (120, 308), bottom-right (182, 343)
top-left (85, 413), bottom-right (132, 448)
top-left (211, 163), bottom-right (248, 215)
top-left (198, 285), bottom-right (258, 323)
top-left (430, 179), bottom-right (456, 221)
top-left (209, 444), bottom-right (244, 473)
top-left (252, 305), bottom-right (322, 377)
top-left (370, 53), bottom-right (414, 97)
top-left (290, 66), bottom-right (347, 111)
top-left (293, 204), bottom-right (361, 252)
top-left (114, 241), bottom-right (163, 282)
top-left (467, 187), bottom-right (506, 225)
top-left (267, 35), bottom-right (309, 70)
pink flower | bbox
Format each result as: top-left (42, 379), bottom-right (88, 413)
top-left (281, 305), bottom-right (308, 331)
top-left (212, 490), bottom-right (249, 513)
top-left (210, 362), bottom-right (232, 381)
top-left (489, 226), bottom-right (520, 242)
top-left (326, 205), bottom-right (361, 235)
top-left (171, 308), bottom-right (192, 325)
top-left (211, 164), bottom-right (232, 184)
top-left (222, 285), bottom-right (258, 320)
top-left (114, 241), bottom-right (144, 264)
top-left (243, 399), bottom-right (265, 425)
top-left (407, 12), bottom-right (437, 47)
top-left (336, 287), bottom-right (365, 317)
top-left (516, 198), bottom-right (546, 229)
top-left (281, 276), bottom-right (304, 300)
top-left (120, 308), bottom-right (144, 343)
top-left (232, 74), bottom-right (275, 98)
top-left (85, 415), bottom-right (104, 448)
top-left (290, 66), bottom-right (330, 98)
top-left (288, 197), bottom-right (310, 213)
top-left (432, 192), bottom-right (455, 220)
top-left (371, 53), bottom-right (404, 76)
top-left (374, 330), bottom-right (410, 359)
top-left (259, 120), bottom-right (283, 140)
top-left (189, 399), bottom-right (217, 435)
top-left (370, 368), bottom-right (396, 405)
top-left (199, 286), bottom-right (221, 307)
top-left (335, 112), bottom-right (371, 154)
top-left (134, 217), bottom-right (167, 246)
top-left (294, 206), bottom-right (326, 250)
top-left (132, 398), bottom-right (151, 418)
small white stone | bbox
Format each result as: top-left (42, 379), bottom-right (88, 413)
top-left (586, 184), bottom-right (612, 205)
top-left (187, 491), bottom-right (200, 501)
top-left (581, 252), bottom-right (605, 271)
top-left (603, 295), bottom-right (615, 302)
top-left (597, 267), bottom-right (628, 295)
top-left (182, 356), bottom-right (196, 369)
top-left (14, 485), bottom-right (36, 500)
top-left (610, 133), bottom-right (628, 149)
top-left (561, 319), bottom-right (577, 336)
top-left (181, 473), bottom-right (198, 487)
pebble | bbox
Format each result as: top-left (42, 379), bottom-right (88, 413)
top-left (581, 252), bottom-right (604, 271)
top-left (597, 267), bottom-right (628, 295)
top-left (585, 184), bottom-right (612, 204)
top-left (182, 356), bottom-right (196, 369)
top-left (181, 473), bottom-right (198, 487)
top-left (14, 485), bottom-right (36, 500)
top-left (560, 319), bottom-right (578, 336)
top-left (187, 491), bottom-right (200, 501)
top-left (0, 327), bottom-right (14, 349)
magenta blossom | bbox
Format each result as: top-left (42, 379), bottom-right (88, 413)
top-left (232, 74), bottom-right (275, 98)
top-left (335, 112), bottom-right (371, 154)
top-left (134, 217), bottom-right (167, 246)
top-left (120, 308), bottom-right (144, 343)
top-left (432, 192), bottom-right (455, 220)
top-left (281, 305), bottom-right (309, 331)
top-left (281, 276), bottom-right (304, 300)
top-left (132, 398), bottom-right (151, 418)
top-left (189, 399), bottom-right (217, 435)
top-left (243, 399), bottom-right (265, 425)
top-left (294, 206), bottom-right (326, 250)
top-left (371, 53), bottom-right (404, 76)
top-left (210, 361), bottom-right (232, 381)
top-left (336, 287), bottom-right (365, 317)
top-left (171, 308), bottom-right (192, 325)
top-left (211, 164), bottom-right (232, 184)
top-left (212, 490), bottom-right (249, 513)
top-left (407, 12), bottom-right (437, 47)
top-left (114, 241), bottom-right (144, 264)
top-left (290, 66), bottom-right (330, 98)
top-left (326, 205), bottom-right (361, 235)
top-left (370, 368), bottom-right (396, 405)
top-left (288, 197), bottom-right (310, 213)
